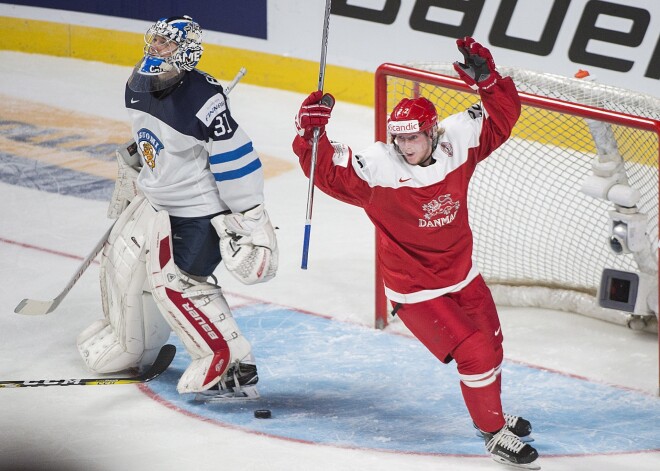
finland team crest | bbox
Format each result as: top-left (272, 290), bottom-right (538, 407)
top-left (136, 128), bottom-right (164, 169)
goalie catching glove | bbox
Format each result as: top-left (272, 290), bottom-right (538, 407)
top-left (108, 140), bottom-right (142, 219)
top-left (453, 37), bottom-right (501, 91)
top-left (211, 204), bottom-right (278, 285)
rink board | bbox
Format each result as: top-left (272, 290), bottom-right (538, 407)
top-left (144, 303), bottom-right (660, 457)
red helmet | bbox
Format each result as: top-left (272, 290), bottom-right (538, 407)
top-left (387, 97), bottom-right (438, 135)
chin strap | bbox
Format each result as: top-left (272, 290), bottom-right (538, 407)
top-left (418, 153), bottom-right (436, 167)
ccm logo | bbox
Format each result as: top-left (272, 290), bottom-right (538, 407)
top-left (332, 0), bottom-right (659, 79)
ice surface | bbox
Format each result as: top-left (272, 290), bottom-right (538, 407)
top-left (0, 52), bottom-right (658, 471)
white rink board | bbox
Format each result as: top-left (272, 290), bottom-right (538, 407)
top-left (0, 0), bottom-right (658, 95)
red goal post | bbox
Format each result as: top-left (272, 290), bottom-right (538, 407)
top-left (374, 63), bottom-right (659, 387)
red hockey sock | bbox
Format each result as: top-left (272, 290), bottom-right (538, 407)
top-left (453, 332), bottom-right (505, 433)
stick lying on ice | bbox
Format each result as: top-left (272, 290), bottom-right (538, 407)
top-left (0, 344), bottom-right (176, 388)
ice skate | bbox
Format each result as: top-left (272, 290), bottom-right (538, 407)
top-left (476, 413), bottom-right (534, 442)
top-left (195, 363), bottom-right (260, 402)
top-left (482, 427), bottom-right (540, 470)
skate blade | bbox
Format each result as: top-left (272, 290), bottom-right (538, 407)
top-left (194, 385), bottom-right (260, 403)
top-left (491, 454), bottom-right (541, 470)
top-left (476, 430), bottom-right (534, 443)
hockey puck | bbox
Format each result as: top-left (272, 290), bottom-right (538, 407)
top-left (254, 409), bottom-right (272, 419)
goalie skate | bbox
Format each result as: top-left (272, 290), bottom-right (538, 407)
top-left (195, 363), bottom-right (260, 402)
top-left (475, 413), bottom-right (534, 442)
top-left (482, 428), bottom-right (540, 470)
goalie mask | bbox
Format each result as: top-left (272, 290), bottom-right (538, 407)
top-left (128, 15), bottom-right (203, 93)
top-left (388, 97), bottom-right (440, 156)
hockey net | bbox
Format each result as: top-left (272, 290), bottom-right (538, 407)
top-left (374, 63), bottom-right (659, 341)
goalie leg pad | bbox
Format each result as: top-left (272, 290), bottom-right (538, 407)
top-left (77, 195), bottom-right (171, 373)
top-left (77, 318), bottom-right (138, 373)
top-left (147, 210), bottom-right (252, 394)
top-left (139, 290), bottom-right (172, 367)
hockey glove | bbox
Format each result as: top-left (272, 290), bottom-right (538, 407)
top-left (211, 204), bottom-right (278, 285)
top-left (295, 90), bottom-right (335, 141)
top-left (453, 37), bottom-right (501, 91)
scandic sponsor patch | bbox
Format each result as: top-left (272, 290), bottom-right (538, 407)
top-left (387, 120), bottom-right (419, 134)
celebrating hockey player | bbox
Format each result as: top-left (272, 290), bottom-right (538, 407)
top-left (292, 37), bottom-right (539, 469)
top-left (77, 15), bottom-right (278, 400)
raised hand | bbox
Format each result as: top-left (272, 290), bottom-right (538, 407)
top-left (453, 37), bottom-right (501, 90)
top-left (295, 90), bottom-right (335, 140)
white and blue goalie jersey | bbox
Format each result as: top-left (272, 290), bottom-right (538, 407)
top-left (126, 70), bottom-right (264, 217)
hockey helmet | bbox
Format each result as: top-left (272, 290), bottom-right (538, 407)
top-left (128, 15), bottom-right (203, 93)
top-left (387, 97), bottom-right (438, 136)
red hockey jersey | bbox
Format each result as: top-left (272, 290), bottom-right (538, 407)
top-left (293, 77), bottom-right (521, 304)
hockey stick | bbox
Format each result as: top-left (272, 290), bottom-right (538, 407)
top-left (0, 344), bottom-right (175, 388)
top-left (14, 70), bottom-right (248, 316)
top-left (225, 67), bottom-right (247, 95)
top-left (14, 222), bottom-right (116, 315)
top-left (301, 0), bottom-right (332, 270)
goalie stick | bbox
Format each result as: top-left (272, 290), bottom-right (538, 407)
top-left (225, 67), bottom-right (247, 95)
top-left (14, 67), bottom-right (249, 316)
top-left (14, 222), bottom-right (115, 315)
top-left (0, 344), bottom-right (176, 388)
